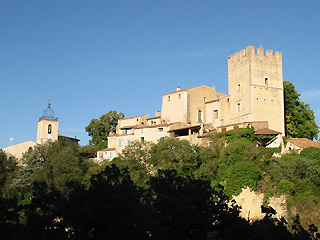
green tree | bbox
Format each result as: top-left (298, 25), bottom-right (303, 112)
top-left (220, 139), bottom-right (259, 165)
top-left (114, 140), bottom-right (152, 187)
top-left (284, 81), bottom-right (319, 140)
top-left (225, 126), bottom-right (255, 143)
top-left (0, 151), bottom-right (16, 195)
top-left (85, 110), bottom-right (124, 149)
top-left (10, 145), bottom-right (45, 194)
top-left (149, 137), bottom-right (199, 177)
top-left (218, 161), bottom-right (262, 196)
top-left (32, 141), bottom-right (84, 197)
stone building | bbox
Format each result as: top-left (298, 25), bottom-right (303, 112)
top-left (284, 138), bottom-right (320, 153)
top-left (97, 46), bottom-right (285, 162)
top-left (2, 103), bottom-right (79, 159)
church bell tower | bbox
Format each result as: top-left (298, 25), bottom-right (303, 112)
top-left (36, 103), bottom-right (59, 144)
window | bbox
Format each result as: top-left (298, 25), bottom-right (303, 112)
top-left (127, 140), bottom-right (131, 146)
top-left (158, 127), bottom-right (163, 132)
top-left (141, 128), bottom-right (145, 133)
top-left (48, 124), bottom-right (52, 134)
top-left (131, 128), bottom-right (134, 134)
top-left (237, 103), bottom-right (241, 112)
top-left (237, 84), bottom-right (241, 90)
top-left (140, 137), bottom-right (145, 143)
top-left (168, 96), bottom-right (170, 102)
top-left (198, 110), bottom-right (203, 123)
top-left (119, 140), bottom-right (123, 147)
top-left (178, 94), bottom-right (181, 99)
top-left (109, 151), bottom-right (114, 159)
top-left (214, 110), bottom-right (218, 119)
top-left (265, 77), bottom-right (269, 85)
top-left (122, 129), bottom-right (126, 134)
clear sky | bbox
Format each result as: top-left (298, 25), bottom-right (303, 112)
top-left (1, 0), bottom-right (319, 148)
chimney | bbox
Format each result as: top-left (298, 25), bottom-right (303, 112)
top-left (176, 86), bottom-right (181, 91)
top-left (155, 110), bottom-right (161, 117)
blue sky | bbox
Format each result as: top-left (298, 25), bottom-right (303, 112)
top-left (1, 0), bottom-right (320, 148)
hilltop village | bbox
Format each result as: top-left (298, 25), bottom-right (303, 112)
top-left (98, 46), bottom-right (286, 160)
top-left (3, 46), bottom-right (319, 161)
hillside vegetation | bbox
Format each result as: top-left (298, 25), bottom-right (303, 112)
top-left (1, 132), bottom-right (320, 239)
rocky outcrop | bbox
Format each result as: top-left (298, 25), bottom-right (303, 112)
top-left (233, 188), bottom-right (287, 221)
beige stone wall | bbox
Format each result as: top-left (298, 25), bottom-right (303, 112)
top-left (36, 119), bottom-right (59, 144)
top-left (284, 142), bottom-right (302, 153)
top-left (187, 86), bottom-right (217, 125)
top-left (2, 140), bottom-right (37, 159)
top-left (117, 114), bottom-right (149, 131)
top-left (217, 96), bottom-right (232, 128)
top-left (108, 125), bottom-right (170, 156)
top-left (96, 149), bottom-right (116, 162)
top-left (161, 90), bottom-right (188, 124)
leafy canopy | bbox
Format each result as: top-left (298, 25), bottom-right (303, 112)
top-left (284, 81), bottom-right (319, 140)
top-left (85, 110), bottom-right (124, 149)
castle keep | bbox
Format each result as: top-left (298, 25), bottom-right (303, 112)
top-left (98, 46), bottom-right (285, 161)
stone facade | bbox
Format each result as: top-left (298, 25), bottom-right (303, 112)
top-left (97, 46), bottom-right (285, 162)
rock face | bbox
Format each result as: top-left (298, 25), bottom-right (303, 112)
top-left (233, 188), bottom-right (287, 221)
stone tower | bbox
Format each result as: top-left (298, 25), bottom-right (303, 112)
top-left (227, 46), bottom-right (285, 134)
top-left (36, 103), bottom-right (59, 144)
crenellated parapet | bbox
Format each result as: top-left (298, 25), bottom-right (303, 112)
top-left (228, 46), bottom-right (282, 64)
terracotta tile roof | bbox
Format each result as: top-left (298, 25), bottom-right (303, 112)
top-left (98, 148), bottom-right (116, 152)
top-left (147, 116), bottom-right (161, 120)
top-left (287, 138), bottom-right (320, 149)
top-left (254, 128), bottom-right (281, 135)
top-left (162, 85), bottom-right (215, 96)
top-left (121, 114), bottom-right (149, 120)
top-left (168, 123), bottom-right (201, 132)
top-left (314, 141), bottom-right (320, 147)
top-left (120, 123), bottom-right (169, 130)
top-left (58, 134), bottom-right (80, 141)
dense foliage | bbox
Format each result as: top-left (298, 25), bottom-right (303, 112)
top-left (284, 81), bottom-right (319, 140)
top-left (1, 131), bottom-right (320, 239)
top-left (85, 110), bottom-right (124, 149)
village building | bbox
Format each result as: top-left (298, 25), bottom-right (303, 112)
top-left (97, 46), bottom-right (286, 162)
top-left (284, 138), bottom-right (320, 153)
top-left (2, 103), bottom-right (79, 159)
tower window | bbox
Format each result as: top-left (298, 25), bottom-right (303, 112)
top-left (168, 96), bottom-right (170, 102)
top-left (198, 110), bottom-right (203, 123)
top-left (237, 84), bottom-right (241, 90)
top-left (214, 110), bottom-right (218, 119)
top-left (48, 124), bottom-right (52, 134)
top-left (265, 77), bottom-right (269, 85)
top-left (178, 94), bottom-right (181, 99)
top-left (237, 103), bottom-right (241, 112)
